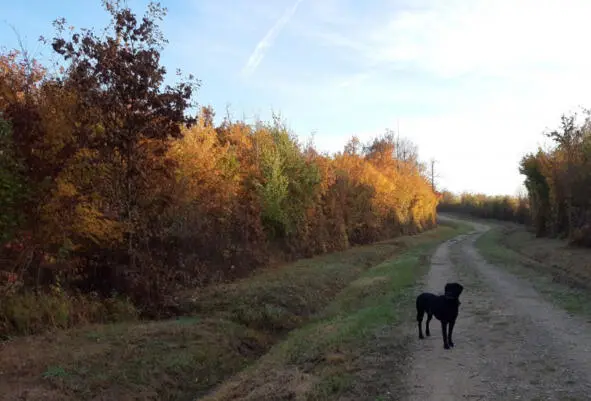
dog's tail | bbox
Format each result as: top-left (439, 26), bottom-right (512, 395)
top-left (416, 295), bottom-right (425, 322)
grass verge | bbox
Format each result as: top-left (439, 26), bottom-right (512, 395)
top-left (202, 221), bottom-right (469, 401)
top-left (0, 222), bottom-right (466, 401)
top-left (475, 227), bottom-right (591, 319)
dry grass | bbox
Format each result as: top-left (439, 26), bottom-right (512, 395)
top-left (0, 221), bottom-right (468, 401)
top-left (0, 291), bottom-right (138, 338)
top-left (475, 224), bottom-right (591, 318)
top-left (0, 231), bottom-right (409, 400)
top-left (0, 317), bottom-right (272, 401)
top-left (202, 222), bottom-right (470, 401)
top-left (500, 227), bottom-right (591, 290)
top-left (183, 240), bottom-right (408, 334)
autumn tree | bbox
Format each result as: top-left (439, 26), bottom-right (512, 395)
top-left (0, 1), bottom-right (440, 317)
top-left (0, 51), bottom-right (47, 224)
top-left (50, 0), bottom-right (198, 277)
top-left (0, 116), bottom-right (28, 242)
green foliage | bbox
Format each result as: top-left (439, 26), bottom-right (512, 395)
top-left (518, 111), bottom-right (591, 244)
top-left (256, 119), bottom-right (322, 240)
top-left (519, 152), bottom-right (551, 236)
top-left (257, 142), bottom-right (290, 238)
top-left (42, 366), bottom-right (69, 379)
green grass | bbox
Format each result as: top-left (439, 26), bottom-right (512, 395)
top-left (0, 222), bottom-right (468, 401)
top-left (475, 228), bottom-right (522, 265)
top-left (203, 221), bottom-right (470, 401)
top-left (476, 227), bottom-right (591, 319)
top-left (186, 239), bottom-right (409, 334)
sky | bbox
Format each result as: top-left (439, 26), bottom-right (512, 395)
top-left (2, 0), bottom-right (591, 196)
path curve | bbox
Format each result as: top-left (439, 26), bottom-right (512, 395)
top-left (405, 218), bottom-right (591, 400)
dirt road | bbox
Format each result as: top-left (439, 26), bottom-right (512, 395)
top-left (404, 219), bottom-right (591, 400)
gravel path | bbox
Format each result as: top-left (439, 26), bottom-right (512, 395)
top-left (405, 219), bottom-right (591, 400)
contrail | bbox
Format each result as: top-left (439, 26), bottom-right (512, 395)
top-left (241, 0), bottom-right (304, 76)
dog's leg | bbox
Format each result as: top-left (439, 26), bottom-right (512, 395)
top-left (448, 320), bottom-right (455, 348)
top-left (417, 307), bottom-right (425, 339)
top-left (441, 321), bottom-right (450, 349)
top-left (425, 313), bottom-right (432, 337)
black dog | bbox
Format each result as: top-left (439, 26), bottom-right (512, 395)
top-left (416, 282), bottom-right (464, 349)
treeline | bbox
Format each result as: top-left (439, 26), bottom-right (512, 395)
top-left (439, 111), bottom-right (591, 248)
top-left (0, 1), bottom-right (438, 323)
top-left (520, 113), bottom-right (591, 245)
top-left (437, 192), bottom-right (530, 224)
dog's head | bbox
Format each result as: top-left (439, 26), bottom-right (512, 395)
top-left (444, 282), bottom-right (463, 299)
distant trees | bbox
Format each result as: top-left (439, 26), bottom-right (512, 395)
top-left (437, 191), bottom-right (530, 224)
top-left (520, 111), bottom-right (591, 245)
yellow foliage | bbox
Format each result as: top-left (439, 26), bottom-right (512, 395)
top-left (169, 118), bottom-right (240, 210)
top-left (71, 203), bottom-right (124, 246)
top-left (39, 147), bottom-right (124, 250)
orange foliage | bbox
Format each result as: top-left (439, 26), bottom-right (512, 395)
top-left (520, 113), bottom-right (591, 244)
top-left (0, 2), bottom-right (439, 314)
top-left (157, 111), bottom-right (439, 289)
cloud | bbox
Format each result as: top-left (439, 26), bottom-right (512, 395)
top-left (301, 0), bottom-right (591, 81)
top-left (365, 0), bottom-right (591, 79)
top-left (280, 0), bottom-right (591, 128)
top-left (241, 0), bottom-right (304, 77)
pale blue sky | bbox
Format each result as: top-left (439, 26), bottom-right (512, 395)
top-left (2, 0), bottom-right (591, 195)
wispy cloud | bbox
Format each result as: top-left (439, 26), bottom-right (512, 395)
top-left (241, 0), bottom-right (303, 77)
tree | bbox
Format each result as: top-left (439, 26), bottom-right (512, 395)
top-left (519, 151), bottom-right (550, 236)
top-left (545, 113), bottom-right (583, 238)
top-left (50, 0), bottom-right (199, 276)
top-left (0, 116), bottom-right (27, 242)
